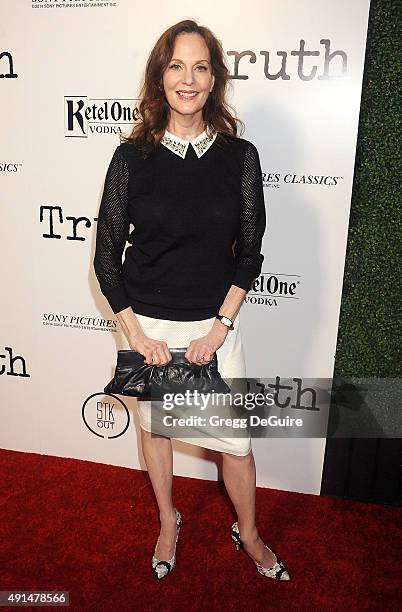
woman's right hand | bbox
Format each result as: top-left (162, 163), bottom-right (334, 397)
top-left (127, 331), bottom-right (172, 366)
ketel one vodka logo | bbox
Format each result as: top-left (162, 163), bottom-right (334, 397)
top-left (245, 273), bottom-right (301, 306)
top-left (64, 96), bottom-right (140, 137)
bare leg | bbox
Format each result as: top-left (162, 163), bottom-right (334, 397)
top-left (140, 427), bottom-right (178, 559)
top-left (221, 449), bottom-right (277, 567)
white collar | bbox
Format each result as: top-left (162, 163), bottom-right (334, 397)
top-left (160, 128), bottom-right (217, 159)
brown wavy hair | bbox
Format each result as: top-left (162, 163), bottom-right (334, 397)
top-left (120, 19), bottom-right (244, 157)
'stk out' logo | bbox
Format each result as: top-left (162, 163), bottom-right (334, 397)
top-left (0, 51), bottom-right (18, 79)
top-left (82, 393), bottom-right (130, 439)
top-left (64, 97), bottom-right (140, 137)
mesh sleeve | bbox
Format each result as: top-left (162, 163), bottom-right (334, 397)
top-left (232, 141), bottom-right (266, 292)
top-left (93, 146), bottom-right (131, 314)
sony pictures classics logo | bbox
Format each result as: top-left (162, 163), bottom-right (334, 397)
top-left (262, 172), bottom-right (345, 187)
top-left (32, 0), bottom-right (119, 8)
top-left (0, 163), bottom-right (22, 172)
top-left (82, 392), bottom-right (130, 439)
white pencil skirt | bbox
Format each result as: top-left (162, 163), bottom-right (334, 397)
top-left (120, 312), bottom-right (251, 456)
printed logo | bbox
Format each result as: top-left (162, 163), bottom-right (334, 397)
top-left (32, 0), bottom-right (118, 10)
top-left (245, 272), bottom-right (301, 307)
top-left (0, 51), bottom-right (18, 79)
top-left (0, 163), bottom-right (22, 172)
top-left (82, 393), bottom-right (130, 439)
top-left (228, 39), bottom-right (348, 80)
top-left (0, 346), bottom-right (30, 379)
top-left (64, 96), bottom-right (140, 137)
top-left (262, 172), bottom-right (345, 188)
top-left (42, 313), bottom-right (118, 333)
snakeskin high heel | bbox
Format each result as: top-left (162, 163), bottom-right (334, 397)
top-left (230, 522), bottom-right (290, 580)
top-left (151, 508), bottom-right (182, 579)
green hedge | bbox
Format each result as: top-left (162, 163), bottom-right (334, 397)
top-left (334, 0), bottom-right (401, 377)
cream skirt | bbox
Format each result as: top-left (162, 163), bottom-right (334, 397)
top-left (120, 313), bottom-right (251, 456)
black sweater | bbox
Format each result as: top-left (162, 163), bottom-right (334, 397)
top-left (93, 130), bottom-right (266, 320)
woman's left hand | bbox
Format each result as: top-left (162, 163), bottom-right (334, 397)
top-left (185, 326), bottom-right (228, 365)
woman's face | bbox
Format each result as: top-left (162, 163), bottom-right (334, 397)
top-left (162, 32), bottom-right (215, 120)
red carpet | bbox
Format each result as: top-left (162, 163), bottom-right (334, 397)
top-left (0, 448), bottom-right (400, 611)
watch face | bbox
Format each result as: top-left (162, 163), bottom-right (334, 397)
top-left (217, 315), bottom-right (233, 329)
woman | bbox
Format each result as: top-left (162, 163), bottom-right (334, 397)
top-left (94, 19), bottom-right (290, 581)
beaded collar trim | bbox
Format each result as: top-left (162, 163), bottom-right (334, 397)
top-left (160, 128), bottom-right (217, 159)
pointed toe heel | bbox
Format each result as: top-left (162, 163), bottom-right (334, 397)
top-left (152, 508), bottom-right (182, 580)
top-left (230, 521), bottom-right (290, 581)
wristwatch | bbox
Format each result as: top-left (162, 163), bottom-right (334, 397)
top-left (216, 314), bottom-right (234, 330)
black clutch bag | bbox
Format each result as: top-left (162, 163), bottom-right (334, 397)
top-left (104, 347), bottom-right (231, 400)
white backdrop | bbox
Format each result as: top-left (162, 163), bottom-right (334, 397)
top-left (1, 0), bottom-right (371, 494)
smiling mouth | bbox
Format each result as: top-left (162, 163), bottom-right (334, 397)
top-left (176, 91), bottom-right (199, 99)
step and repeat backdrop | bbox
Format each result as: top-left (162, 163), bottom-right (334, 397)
top-left (1, 0), bottom-right (370, 494)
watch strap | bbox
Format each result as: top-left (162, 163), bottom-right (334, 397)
top-left (216, 314), bottom-right (234, 330)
